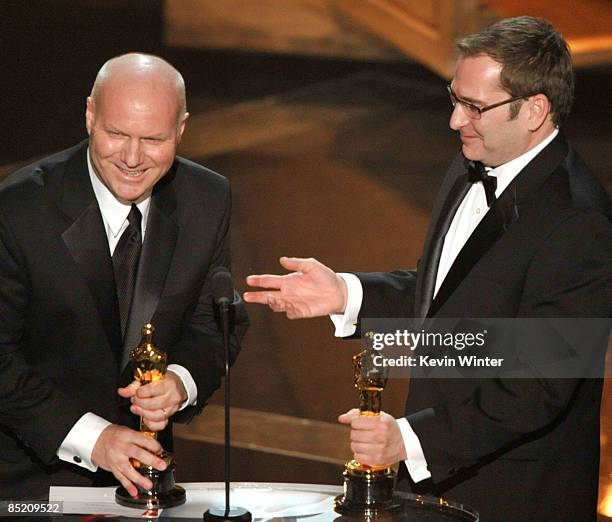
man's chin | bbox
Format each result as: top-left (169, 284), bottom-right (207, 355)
top-left (112, 186), bottom-right (148, 205)
top-left (461, 144), bottom-right (482, 162)
top-left (112, 176), bottom-right (158, 204)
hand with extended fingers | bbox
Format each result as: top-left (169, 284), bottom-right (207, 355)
top-left (244, 256), bottom-right (348, 319)
top-left (91, 424), bottom-right (167, 498)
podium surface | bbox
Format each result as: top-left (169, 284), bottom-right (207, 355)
top-left (49, 482), bottom-right (479, 520)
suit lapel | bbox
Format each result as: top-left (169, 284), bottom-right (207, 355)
top-left (415, 154), bottom-right (469, 318)
top-left (59, 144), bottom-right (123, 360)
top-left (427, 193), bottom-right (508, 317)
top-left (416, 177), bottom-right (470, 318)
top-left (120, 170), bottom-right (178, 367)
top-left (427, 133), bottom-right (569, 317)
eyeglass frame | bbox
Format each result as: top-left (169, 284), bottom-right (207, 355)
top-left (447, 84), bottom-right (533, 119)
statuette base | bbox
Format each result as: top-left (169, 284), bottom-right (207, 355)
top-left (334, 463), bottom-right (400, 517)
top-left (115, 453), bottom-right (186, 509)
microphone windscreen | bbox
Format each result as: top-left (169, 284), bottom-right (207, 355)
top-left (210, 266), bottom-right (234, 304)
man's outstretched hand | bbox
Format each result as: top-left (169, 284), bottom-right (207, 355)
top-left (244, 257), bottom-right (348, 318)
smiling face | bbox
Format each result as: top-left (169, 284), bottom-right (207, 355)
top-left (86, 69), bottom-right (187, 204)
top-left (449, 55), bottom-right (538, 167)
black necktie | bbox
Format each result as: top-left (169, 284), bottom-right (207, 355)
top-left (112, 204), bottom-right (142, 339)
top-left (467, 160), bottom-right (497, 207)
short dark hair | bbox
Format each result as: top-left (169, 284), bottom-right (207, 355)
top-left (456, 16), bottom-right (574, 126)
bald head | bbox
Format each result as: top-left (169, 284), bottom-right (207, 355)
top-left (85, 53), bottom-right (189, 204)
top-left (91, 53), bottom-right (187, 119)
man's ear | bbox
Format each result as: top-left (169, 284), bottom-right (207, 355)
top-left (85, 96), bottom-right (94, 135)
top-left (527, 94), bottom-right (551, 131)
top-left (176, 112), bottom-right (189, 144)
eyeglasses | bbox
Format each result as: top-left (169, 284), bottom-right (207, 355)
top-left (447, 84), bottom-right (532, 120)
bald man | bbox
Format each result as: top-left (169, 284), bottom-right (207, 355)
top-left (0, 54), bottom-right (248, 499)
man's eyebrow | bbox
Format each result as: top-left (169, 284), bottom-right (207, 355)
top-left (103, 125), bottom-right (168, 140)
top-left (450, 83), bottom-right (486, 105)
top-left (143, 133), bottom-right (168, 140)
top-left (104, 125), bottom-right (124, 133)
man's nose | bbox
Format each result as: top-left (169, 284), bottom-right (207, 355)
top-left (121, 139), bottom-right (143, 167)
top-left (449, 103), bottom-right (470, 131)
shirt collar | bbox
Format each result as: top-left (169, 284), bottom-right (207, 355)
top-left (87, 148), bottom-right (151, 238)
top-left (487, 128), bottom-right (559, 197)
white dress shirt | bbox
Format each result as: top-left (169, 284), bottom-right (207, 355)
top-left (330, 129), bottom-right (558, 482)
top-left (56, 149), bottom-right (198, 471)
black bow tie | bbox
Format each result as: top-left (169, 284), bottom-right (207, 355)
top-left (466, 160), bottom-right (497, 207)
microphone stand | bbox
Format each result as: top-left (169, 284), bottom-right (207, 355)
top-left (204, 297), bottom-right (251, 522)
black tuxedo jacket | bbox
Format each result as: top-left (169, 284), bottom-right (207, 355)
top-left (0, 141), bottom-right (248, 499)
top-left (356, 134), bottom-right (611, 521)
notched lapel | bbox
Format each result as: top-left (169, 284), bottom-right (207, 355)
top-left (121, 175), bottom-right (178, 367)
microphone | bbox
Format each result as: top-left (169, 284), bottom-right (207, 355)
top-left (211, 266), bottom-right (234, 308)
top-left (204, 267), bottom-right (251, 522)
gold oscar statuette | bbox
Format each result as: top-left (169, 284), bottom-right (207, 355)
top-left (115, 324), bottom-right (186, 509)
top-left (334, 332), bottom-right (400, 517)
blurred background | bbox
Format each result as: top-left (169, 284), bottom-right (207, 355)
top-left (1, 0), bottom-right (610, 518)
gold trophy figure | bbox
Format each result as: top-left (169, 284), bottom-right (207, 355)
top-left (115, 324), bottom-right (186, 509)
top-left (334, 332), bottom-right (400, 517)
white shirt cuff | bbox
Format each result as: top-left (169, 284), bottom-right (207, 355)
top-left (330, 273), bottom-right (363, 337)
top-left (397, 417), bottom-right (431, 482)
top-left (57, 412), bottom-right (111, 472)
top-left (167, 364), bottom-right (198, 410)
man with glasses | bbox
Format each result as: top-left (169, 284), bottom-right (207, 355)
top-left (245, 16), bottom-right (611, 521)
